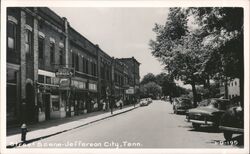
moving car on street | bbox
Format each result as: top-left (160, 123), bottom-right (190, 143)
top-left (219, 98), bottom-right (243, 140)
top-left (140, 98), bottom-right (150, 106)
top-left (186, 98), bottom-right (230, 129)
top-left (173, 98), bottom-right (193, 114)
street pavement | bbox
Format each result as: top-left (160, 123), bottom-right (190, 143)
top-left (6, 104), bottom-right (139, 148)
top-left (17, 100), bottom-right (243, 148)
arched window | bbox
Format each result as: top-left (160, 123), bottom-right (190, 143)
top-left (7, 21), bottom-right (16, 52)
top-left (25, 29), bottom-right (32, 54)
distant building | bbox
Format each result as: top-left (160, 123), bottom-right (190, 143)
top-left (228, 78), bottom-right (240, 99)
top-left (118, 57), bottom-right (141, 102)
top-left (219, 78), bottom-right (240, 100)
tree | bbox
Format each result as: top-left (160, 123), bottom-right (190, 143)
top-left (140, 82), bottom-right (162, 99)
top-left (150, 7), bottom-right (244, 105)
top-left (149, 8), bottom-right (206, 106)
top-left (189, 8), bottom-right (244, 101)
top-left (140, 73), bottom-right (156, 85)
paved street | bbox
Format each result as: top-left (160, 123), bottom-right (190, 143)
top-left (20, 100), bottom-right (243, 149)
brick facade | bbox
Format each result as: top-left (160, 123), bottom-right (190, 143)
top-left (6, 7), bottom-right (140, 125)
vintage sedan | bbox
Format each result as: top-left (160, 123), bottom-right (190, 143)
top-left (140, 98), bottom-right (149, 106)
top-left (173, 98), bottom-right (193, 114)
top-left (219, 99), bottom-right (243, 140)
top-left (186, 98), bottom-right (230, 129)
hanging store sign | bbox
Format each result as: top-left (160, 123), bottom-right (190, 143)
top-left (59, 78), bottom-right (71, 90)
top-left (55, 68), bottom-right (74, 78)
top-left (125, 87), bottom-right (134, 94)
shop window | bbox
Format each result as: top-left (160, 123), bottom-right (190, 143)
top-left (79, 82), bottom-right (86, 89)
top-left (53, 77), bottom-right (60, 85)
top-left (50, 43), bottom-right (55, 64)
top-left (7, 21), bottom-right (16, 52)
top-left (51, 95), bottom-right (60, 111)
top-left (25, 30), bottom-right (32, 55)
top-left (7, 84), bottom-right (17, 120)
top-left (38, 37), bottom-right (44, 60)
top-left (7, 69), bottom-right (17, 83)
top-left (235, 81), bottom-right (237, 86)
top-left (38, 75), bottom-right (44, 83)
top-left (89, 83), bottom-right (97, 91)
top-left (46, 76), bottom-right (51, 84)
top-left (7, 68), bottom-right (18, 121)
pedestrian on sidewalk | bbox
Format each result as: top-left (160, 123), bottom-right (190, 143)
top-left (101, 99), bottom-right (106, 111)
top-left (119, 98), bottom-right (123, 109)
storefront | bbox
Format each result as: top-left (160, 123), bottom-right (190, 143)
top-left (7, 64), bottom-right (20, 125)
top-left (70, 79), bottom-right (88, 115)
top-left (37, 69), bottom-right (65, 122)
top-left (88, 81), bottom-right (98, 112)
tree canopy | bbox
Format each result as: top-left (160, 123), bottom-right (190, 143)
top-left (149, 7), bottom-right (244, 104)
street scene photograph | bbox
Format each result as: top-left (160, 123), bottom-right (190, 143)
top-left (1, 0), bottom-right (249, 154)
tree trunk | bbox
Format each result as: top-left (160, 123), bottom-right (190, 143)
top-left (224, 77), bottom-right (228, 99)
top-left (191, 81), bottom-right (197, 107)
top-left (206, 75), bottom-right (210, 88)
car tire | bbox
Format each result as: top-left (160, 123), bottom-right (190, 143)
top-left (192, 123), bottom-right (200, 129)
top-left (223, 131), bottom-right (233, 141)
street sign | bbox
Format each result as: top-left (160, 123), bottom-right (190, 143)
top-left (55, 68), bottom-right (74, 78)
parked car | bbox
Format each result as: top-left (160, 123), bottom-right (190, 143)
top-left (140, 98), bottom-right (149, 106)
top-left (147, 98), bottom-right (153, 104)
top-left (173, 98), bottom-right (193, 114)
top-left (219, 97), bottom-right (243, 140)
top-left (186, 98), bottom-right (230, 129)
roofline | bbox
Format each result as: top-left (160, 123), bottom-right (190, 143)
top-left (118, 57), bottom-right (141, 65)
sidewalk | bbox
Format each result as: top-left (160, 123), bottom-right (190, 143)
top-left (6, 104), bottom-right (139, 148)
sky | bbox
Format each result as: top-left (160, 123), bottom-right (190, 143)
top-left (50, 7), bottom-right (168, 79)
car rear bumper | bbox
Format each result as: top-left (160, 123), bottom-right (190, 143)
top-left (189, 119), bottom-right (214, 125)
top-left (176, 109), bottom-right (186, 112)
top-left (219, 126), bottom-right (244, 133)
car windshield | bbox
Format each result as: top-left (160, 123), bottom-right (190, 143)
top-left (202, 99), bottom-right (229, 110)
top-left (181, 99), bottom-right (191, 104)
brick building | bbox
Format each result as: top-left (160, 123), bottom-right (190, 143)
top-left (118, 57), bottom-right (141, 103)
top-left (6, 7), bottom-right (140, 125)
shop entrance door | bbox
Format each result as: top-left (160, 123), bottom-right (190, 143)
top-left (43, 93), bottom-right (51, 120)
top-left (26, 83), bottom-right (35, 122)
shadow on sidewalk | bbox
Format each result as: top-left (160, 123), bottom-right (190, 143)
top-left (7, 104), bottom-right (135, 136)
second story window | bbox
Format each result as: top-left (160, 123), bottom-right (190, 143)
top-left (38, 37), bottom-right (44, 60)
top-left (71, 52), bottom-right (75, 68)
top-left (50, 42), bottom-right (55, 64)
top-left (82, 58), bottom-right (86, 73)
top-left (91, 62), bottom-right (96, 76)
top-left (59, 48), bottom-right (63, 65)
top-left (75, 54), bottom-right (79, 71)
top-left (86, 60), bottom-right (89, 74)
top-left (7, 21), bottom-right (16, 52)
top-left (25, 30), bottom-right (32, 54)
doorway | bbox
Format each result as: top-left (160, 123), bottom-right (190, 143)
top-left (43, 93), bottom-right (51, 120)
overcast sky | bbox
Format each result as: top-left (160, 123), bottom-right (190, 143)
top-left (50, 7), bottom-right (168, 79)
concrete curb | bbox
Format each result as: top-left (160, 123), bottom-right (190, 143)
top-left (6, 106), bottom-right (139, 148)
